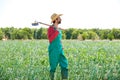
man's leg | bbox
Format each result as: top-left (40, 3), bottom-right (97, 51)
top-left (59, 51), bottom-right (68, 79)
top-left (50, 71), bottom-right (54, 80)
top-left (49, 50), bottom-right (59, 80)
top-left (61, 68), bottom-right (68, 80)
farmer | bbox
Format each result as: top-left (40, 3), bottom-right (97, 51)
top-left (47, 13), bottom-right (68, 80)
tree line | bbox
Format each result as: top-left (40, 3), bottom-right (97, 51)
top-left (0, 27), bottom-right (120, 40)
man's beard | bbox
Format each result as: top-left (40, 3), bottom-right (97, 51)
top-left (58, 20), bottom-right (61, 24)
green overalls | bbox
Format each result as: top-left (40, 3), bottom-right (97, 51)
top-left (48, 29), bottom-right (68, 80)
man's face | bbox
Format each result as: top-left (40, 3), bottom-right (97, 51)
top-left (57, 17), bottom-right (61, 24)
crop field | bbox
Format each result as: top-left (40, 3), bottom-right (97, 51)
top-left (0, 40), bottom-right (120, 80)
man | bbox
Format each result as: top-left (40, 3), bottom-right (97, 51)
top-left (47, 13), bottom-right (68, 80)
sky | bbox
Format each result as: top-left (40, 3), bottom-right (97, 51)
top-left (0, 0), bottom-right (120, 29)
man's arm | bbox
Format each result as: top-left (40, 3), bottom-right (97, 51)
top-left (58, 27), bottom-right (66, 31)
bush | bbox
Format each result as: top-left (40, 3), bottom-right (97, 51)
top-left (88, 31), bottom-right (99, 40)
top-left (108, 32), bottom-right (114, 40)
top-left (82, 32), bottom-right (88, 40)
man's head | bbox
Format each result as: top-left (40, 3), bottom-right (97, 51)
top-left (51, 13), bottom-right (62, 24)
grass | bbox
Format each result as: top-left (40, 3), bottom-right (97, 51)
top-left (0, 40), bottom-right (120, 80)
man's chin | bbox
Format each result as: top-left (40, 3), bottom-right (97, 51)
top-left (58, 21), bottom-right (61, 24)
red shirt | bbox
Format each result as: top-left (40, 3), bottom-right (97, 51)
top-left (47, 26), bottom-right (59, 43)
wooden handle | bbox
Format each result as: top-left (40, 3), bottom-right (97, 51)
top-left (38, 22), bottom-right (51, 26)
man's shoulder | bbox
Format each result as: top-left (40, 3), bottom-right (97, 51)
top-left (48, 26), bottom-right (54, 30)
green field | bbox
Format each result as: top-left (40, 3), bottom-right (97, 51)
top-left (0, 40), bottom-right (120, 80)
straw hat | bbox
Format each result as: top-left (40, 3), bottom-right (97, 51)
top-left (51, 13), bottom-right (62, 23)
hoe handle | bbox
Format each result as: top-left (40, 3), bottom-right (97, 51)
top-left (38, 22), bottom-right (50, 26)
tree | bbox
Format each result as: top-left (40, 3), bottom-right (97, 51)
top-left (37, 28), bottom-right (43, 39)
top-left (90, 28), bottom-right (100, 36)
top-left (0, 28), bottom-right (3, 40)
top-left (99, 29), bottom-right (110, 39)
top-left (22, 27), bottom-right (33, 39)
top-left (16, 29), bottom-right (28, 39)
top-left (62, 30), bottom-right (66, 39)
top-left (108, 31), bottom-right (114, 40)
top-left (41, 28), bottom-right (47, 39)
top-left (11, 28), bottom-right (18, 40)
top-left (112, 28), bottom-right (120, 39)
top-left (71, 30), bottom-right (79, 39)
top-left (82, 32), bottom-right (88, 40)
top-left (66, 28), bottom-right (75, 39)
top-left (1, 27), bottom-right (10, 39)
top-left (33, 29), bottom-right (38, 39)
top-left (87, 31), bottom-right (99, 40)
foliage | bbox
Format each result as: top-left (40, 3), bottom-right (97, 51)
top-left (41, 28), bottom-right (47, 39)
top-left (1, 27), bottom-right (120, 40)
top-left (99, 29), bottom-right (110, 40)
top-left (22, 28), bottom-right (33, 39)
top-left (65, 28), bottom-right (75, 39)
top-left (62, 30), bottom-right (66, 39)
top-left (87, 31), bottom-right (99, 40)
top-left (16, 29), bottom-right (28, 39)
top-left (0, 29), bottom-right (3, 40)
top-left (11, 28), bottom-right (18, 40)
top-left (37, 28), bottom-right (43, 39)
top-left (108, 31), bottom-right (114, 40)
top-left (112, 28), bottom-right (120, 39)
top-left (82, 32), bottom-right (88, 40)
top-left (1, 27), bottom-right (11, 39)
top-left (0, 40), bottom-right (120, 79)
top-left (71, 29), bottom-right (79, 39)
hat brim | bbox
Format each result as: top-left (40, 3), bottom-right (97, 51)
top-left (51, 14), bottom-right (63, 23)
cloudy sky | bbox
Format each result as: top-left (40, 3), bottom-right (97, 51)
top-left (0, 0), bottom-right (120, 29)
